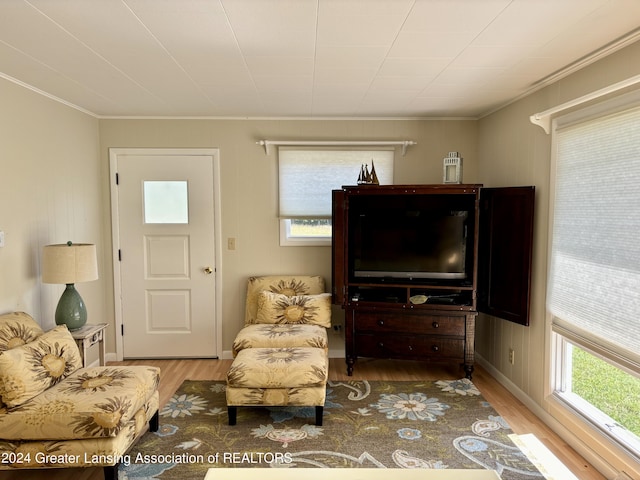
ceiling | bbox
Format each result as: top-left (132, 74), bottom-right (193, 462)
top-left (1, 0), bottom-right (639, 119)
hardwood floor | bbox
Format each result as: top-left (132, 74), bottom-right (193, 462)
top-left (0, 358), bottom-right (605, 480)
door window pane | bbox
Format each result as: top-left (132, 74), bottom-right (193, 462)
top-left (144, 181), bottom-right (189, 224)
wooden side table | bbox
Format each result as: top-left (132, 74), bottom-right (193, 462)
top-left (71, 323), bottom-right (108, 367)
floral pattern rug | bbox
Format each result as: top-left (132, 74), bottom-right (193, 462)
top-left (120, 379), bottom-right (543, 480)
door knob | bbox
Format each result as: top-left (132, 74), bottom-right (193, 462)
top-left (203, 267), bottom-right (213, 275)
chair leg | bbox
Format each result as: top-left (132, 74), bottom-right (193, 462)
top-left (103, 465), bottom-right (117, 480)
top-left (228, 406), bottom-right (237, 425)
top-left (315, 406), bottom-right (323, 426)
top-left (149, 410), bottom-right (159, 432)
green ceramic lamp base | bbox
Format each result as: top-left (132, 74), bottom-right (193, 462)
top-left (55, 283), bottom-right (88, 330)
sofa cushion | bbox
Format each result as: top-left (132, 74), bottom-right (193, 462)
top-left (0, 365), bottom-right (160, 440)
top-left (232, 323), bottom-right (328, 356)
top-left (0, 325), bottom-right (82, 408)
top-left (256, 291), bottom-right (332, 328)
top-left (0, 391), bottom-right (159, 468)
top-left (0, 312), bottom-right (44, 352)
top-left (0, 312), bottom-right (45, 410)
top-left (244, 275), bottom-right (325, 325)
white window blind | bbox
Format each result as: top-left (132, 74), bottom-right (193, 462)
top-left (548, 106), bottom-right (640, 370)
top-left (278, 148), bottom-right (394, 218)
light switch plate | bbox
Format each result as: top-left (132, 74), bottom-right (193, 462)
top-left (0, 231), bottom-right (5, 247)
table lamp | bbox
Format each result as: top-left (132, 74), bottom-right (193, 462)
top-left (42, 241), bottom-right (98, 330)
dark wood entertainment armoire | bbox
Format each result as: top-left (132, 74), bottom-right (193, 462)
top-left (332, 184), bottom-right (535, 379)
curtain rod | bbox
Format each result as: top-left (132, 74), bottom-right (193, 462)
top-left (530, 73), bottom-right (640, 134)
top-left (256, 140), bottom-right (417, 156)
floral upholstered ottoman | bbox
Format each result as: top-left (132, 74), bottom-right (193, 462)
top-left (226, 346), bottom-right (328, 426)
top-left (232, 323), bottom-right (329, 357)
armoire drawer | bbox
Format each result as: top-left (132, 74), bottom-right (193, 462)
top-left (355, 333), bottom-right (464, 360)
top-left (354, 311), bottom-right (466, 336)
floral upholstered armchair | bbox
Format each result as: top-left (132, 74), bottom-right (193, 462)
top-left (0, 312), bottom-right (160, 480)
top-left (231, 275), bottom-right (331, 356)
top-left (226, 275), bottom-right (331, 425)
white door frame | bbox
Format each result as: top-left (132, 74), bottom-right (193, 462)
top-left (109, 148), bottom-right (223, 361)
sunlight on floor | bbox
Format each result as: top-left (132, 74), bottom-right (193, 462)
top-left (509, 433), bottom-right (579, 480)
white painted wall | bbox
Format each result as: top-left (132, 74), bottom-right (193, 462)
top-left (0, 77), bottom-right (104, 333)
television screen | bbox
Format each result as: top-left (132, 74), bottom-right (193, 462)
top-left (351, 207), bottom-right (469, 280)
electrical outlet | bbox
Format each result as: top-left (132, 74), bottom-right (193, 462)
top-left (227, 237), bottom-right (236, 250)
top-left (0, 231), bottom-right (4, 248)
top-left (508, 348), bottom-right (515, 365)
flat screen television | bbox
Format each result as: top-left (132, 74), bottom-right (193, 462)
top-left (349, 195), bottom-right (474, 282)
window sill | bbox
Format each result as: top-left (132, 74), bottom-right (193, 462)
top-left (279, 236), bottom-right (331, 247)
top-left (547, 392), bottom-right (640, 478)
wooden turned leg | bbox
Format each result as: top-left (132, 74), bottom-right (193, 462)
top-left (315, 406), bottom-right (323, 426)
top-left (464, 364), bottom-right (474, 380)
top-left (228, 406), bottom-right (237, 425)
top-left (346, 357), bottom-right (355, 376)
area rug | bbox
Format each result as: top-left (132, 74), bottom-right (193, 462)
top-left (119, 379), bottom-right (544, 479)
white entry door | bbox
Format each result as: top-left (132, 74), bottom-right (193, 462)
top-left (110, 148), bottom-right (220, 358)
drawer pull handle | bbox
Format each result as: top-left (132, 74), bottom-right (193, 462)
top-left (431, 345), bottom-right (440, 352)
top-left (408, 345), bottom-right (413, 351)
top-left (378, 342), bottom-right (384, 348)
top-left (377, 320), bottom-right (385, 326)
top-left (432, 321), bottom-right (439, 329)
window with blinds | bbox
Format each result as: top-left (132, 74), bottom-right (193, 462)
top-left (277, 148), bottom-right (394, 245)
top-left (548, 105), bottom-right (640, 372)
top-left (549, 102), bottom-right (640, 460)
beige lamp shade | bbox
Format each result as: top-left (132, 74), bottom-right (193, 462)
top-left (42, 242), bottom-right (98, 284)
